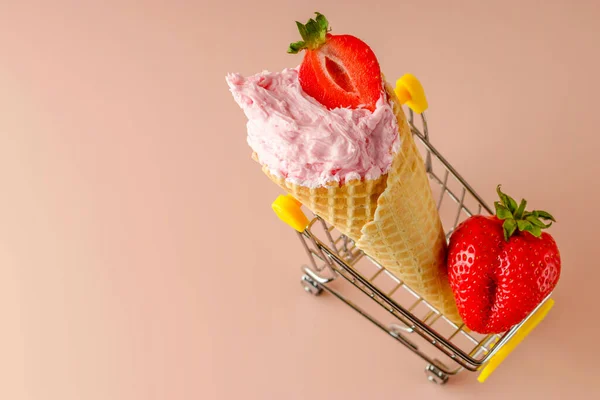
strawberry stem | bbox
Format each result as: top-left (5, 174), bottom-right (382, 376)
top-left (494, 185), bottom-right (556, 241)
top-left (288, 12), bottom-right (329, 54)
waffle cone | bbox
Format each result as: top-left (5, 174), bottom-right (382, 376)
top-left (262, 165), bottom-right (387, 242)
top-left (260, 83), bottom-right (461, 323)
top-left (356, 86), bottom-right (461, 323)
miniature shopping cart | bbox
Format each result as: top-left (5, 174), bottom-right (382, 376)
top-left (270, 75), bottom-right (555, 384)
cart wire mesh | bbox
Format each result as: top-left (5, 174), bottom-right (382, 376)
top-left (294, 108), bottom-right (552, 383)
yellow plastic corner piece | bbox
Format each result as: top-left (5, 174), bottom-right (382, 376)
top-left (477, 298), bottom-right (555, 383)
top-left (272, 194), bottom-right (309, 232)
top-left (395, 74), bottom-right (429, 114)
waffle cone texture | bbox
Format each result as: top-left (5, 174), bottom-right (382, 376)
top-left (261, 84), bottom-right (461, 323)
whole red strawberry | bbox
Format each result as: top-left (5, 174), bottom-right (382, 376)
top-left (288, 13), bottom-right (382, 111)
top-left (447, 186), bottom-right (561, 334)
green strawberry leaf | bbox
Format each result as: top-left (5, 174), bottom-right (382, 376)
top-left (514, 199), bottom-right (527, 220)
top-left (503, 219), bottom-right (517, 241)
top-left (494, 184), bottom-right (556, 240)
top-left (296, 21), bottom-right (309, 41)
top-left (289, 13), bottom-right (329, 53)
top-left (516, 220), bottom-right (542, 237)
top-left (526, 215), bottom-right (552, 228)
top-left (496, 185), bottom-right (518, 213)
top-left (506, 195), bottom-right (518, 213)
top-left (496, 185), bottom-right (509, 207)
top-left (525, 224), bottom-right (542, 237)
top-left (315, 12), bottom-right (328, 31)
top-left (530, 225), bottom-right (542, 237)
top-left (517, 219), bottom-right (533, 232)
top-left (287, 41), bottom-right (307, 54)
top-left (305, 18), bottom-right (320, 37)
top-left (533, 210), bottom-right (556, 222)
top-left (495, 202), bottom-right (513, 220)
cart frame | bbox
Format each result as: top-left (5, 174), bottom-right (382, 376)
top-left (271, 76), bottom-right (554, 384)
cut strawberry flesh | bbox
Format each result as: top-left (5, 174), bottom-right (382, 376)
top-left (299, 34), bottom-right (382, 111)
top-left (325, 56), bottom-right (355, 93)
top-left (288, 14), bottom-right (383, 111)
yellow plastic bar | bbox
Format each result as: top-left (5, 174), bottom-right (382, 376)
top-left (395, 74), bottom-right (429, 114)
top-left (477, 298), bottom-right (555, 383)
top-left (271, 194), bottom-right (309, 232)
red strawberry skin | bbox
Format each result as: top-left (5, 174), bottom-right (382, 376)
top-left (299, 34), bottom-right (382, 111)
top-left (448, 216), bottom-right (561, 333)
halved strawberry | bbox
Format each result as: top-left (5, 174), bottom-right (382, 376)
top-left (288, 13), bottom-right (382, 111)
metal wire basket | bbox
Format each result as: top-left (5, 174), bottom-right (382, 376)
top-left (271, 78), bottom-right (554, 384)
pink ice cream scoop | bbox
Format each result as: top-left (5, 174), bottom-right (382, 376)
top-left (226, 67), bottom-right (400, 188)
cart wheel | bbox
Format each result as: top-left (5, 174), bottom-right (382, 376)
top-left (272, 194), bottom-right (309, 232)
top-left (301, 274), bottom-right (322, 296)
top-left (425, 363), bottom-right (449, 385)
top-left (395, 74), bottom-right (429, 114)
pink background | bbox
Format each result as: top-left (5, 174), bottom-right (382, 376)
top-left (2, 0), bottom-right (600, 399)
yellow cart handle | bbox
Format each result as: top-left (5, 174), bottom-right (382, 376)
top-left (395, 74), bottom-right (429, 114)
top-left (272, 194), bottom-right (309, 232)
top-left (478, 298), bottom-right (555, 383)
